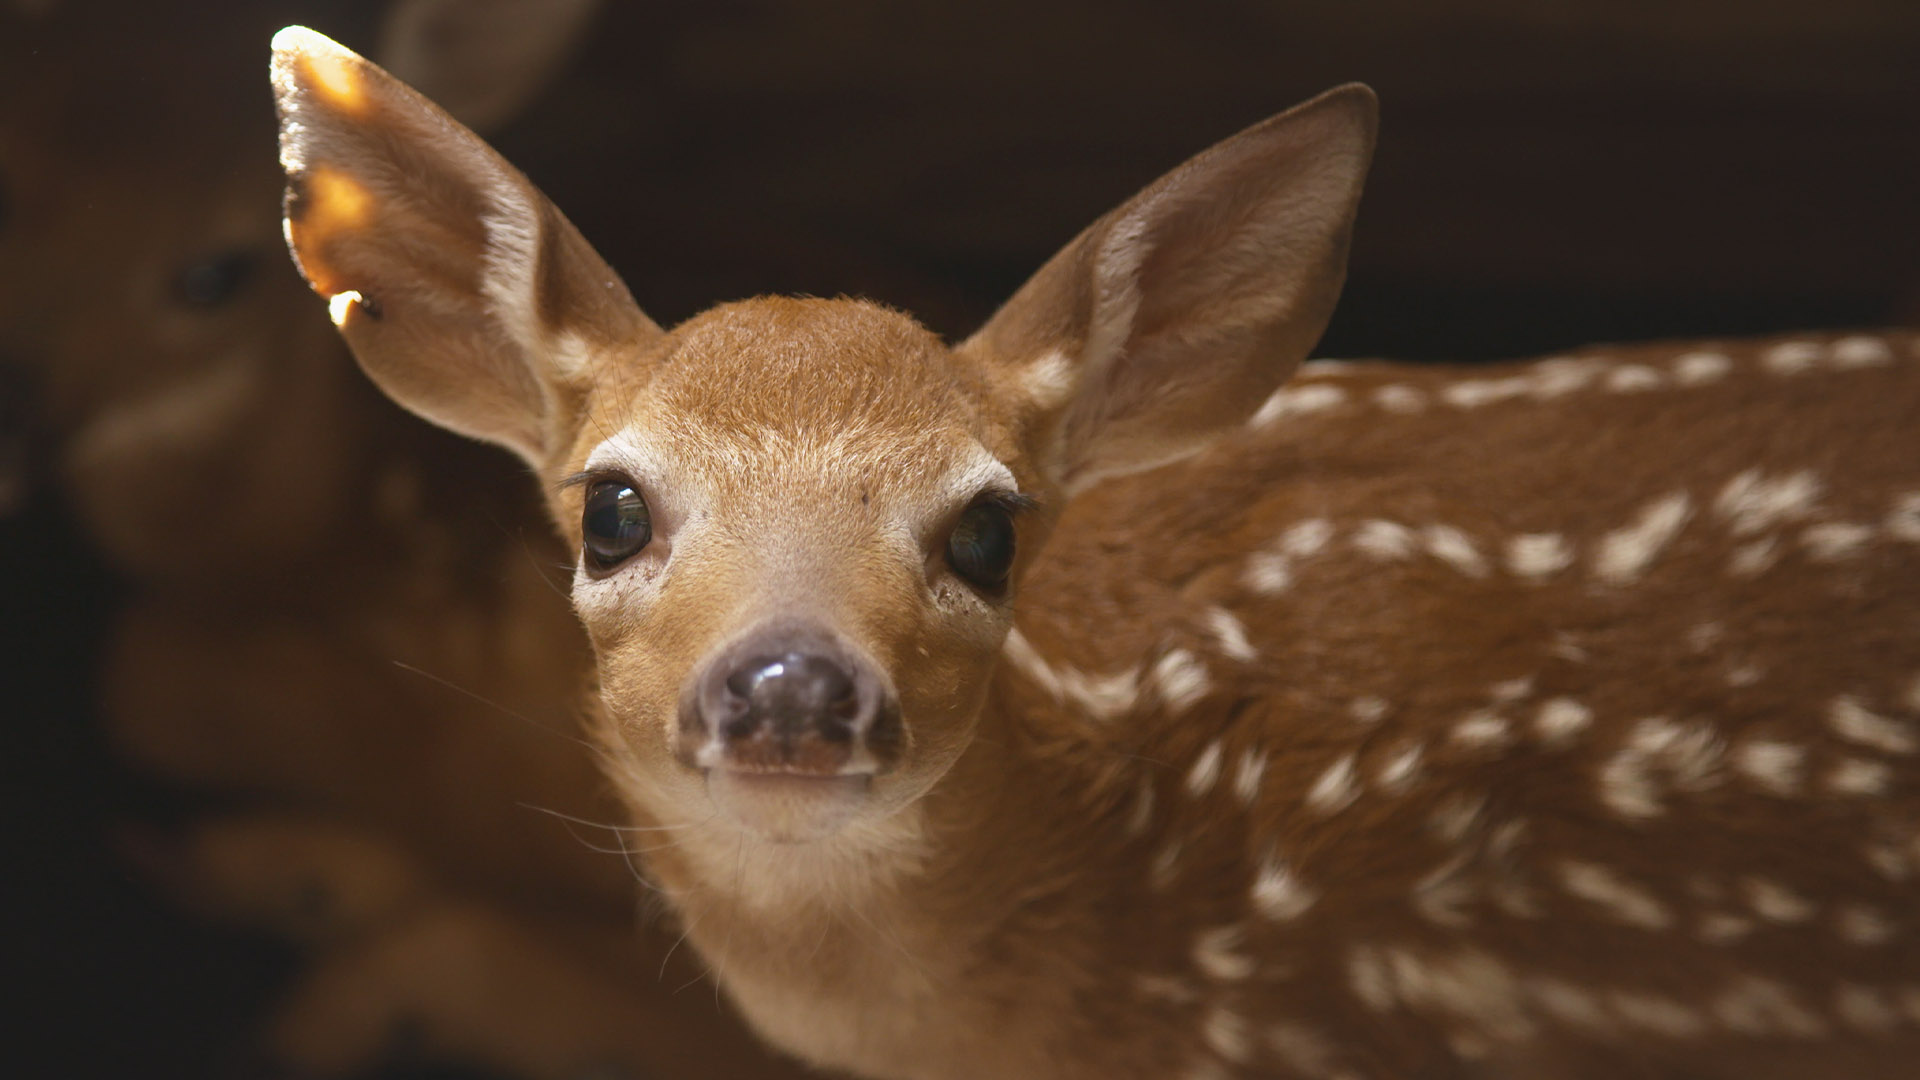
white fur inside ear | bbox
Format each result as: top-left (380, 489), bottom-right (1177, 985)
top-left (1083, 212), bottom-right (1150, 375)
top-left (1019, 349), bottom-right (1077, 410)
top-left (478, 180), bottom-right (545, 361)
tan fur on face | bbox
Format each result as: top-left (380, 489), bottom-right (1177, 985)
top-left (553, 298), bottom-right (1026, 854)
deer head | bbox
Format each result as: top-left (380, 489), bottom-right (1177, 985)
top-left (272, 25), bottom-right (1373, 850)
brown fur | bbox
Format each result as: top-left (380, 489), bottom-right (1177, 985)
top-left (274, 26), bottom-right (1920, 1080)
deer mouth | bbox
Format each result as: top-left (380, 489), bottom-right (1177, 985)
top-left (702, 768), bottom-right (874, 842)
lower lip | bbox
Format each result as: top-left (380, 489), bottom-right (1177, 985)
top-left (710, 771), bottom-right (871, 795)
top-left (703, 771), bottom-right (873, 839)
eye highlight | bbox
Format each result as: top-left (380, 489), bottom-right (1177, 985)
top-left (946, 500), bottom-right (1017, 590)
top-left (581, 478), bottom-right (651, 569)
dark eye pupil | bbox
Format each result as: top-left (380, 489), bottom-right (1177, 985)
top-left (582, 480), bottom-right (650, 567)
top-left (947, 503), bottom-right (1016, 589)
top-left (174, 250), bottom-right (258, 308)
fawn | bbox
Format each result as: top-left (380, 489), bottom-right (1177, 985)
top-left (273, 25), bottom-right (1920, 1080)
top-left (8, 5), bottom-right (813, 1075)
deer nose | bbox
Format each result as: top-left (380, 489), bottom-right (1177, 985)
top-left (686, 624), bottom-right (900, 775)
top-left (723, 652), bottom-right (859, 743)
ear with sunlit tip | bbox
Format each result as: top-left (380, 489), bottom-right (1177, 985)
top-left (268, 24), bottom-right (660, 467)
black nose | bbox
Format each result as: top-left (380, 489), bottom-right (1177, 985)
top-left (686, 623), bottom-right (900, 774)
top-left (722, 652), bottom-right (859, 744)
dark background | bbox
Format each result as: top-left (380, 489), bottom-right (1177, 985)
top-left (3, 0), bottom-right (1917, 1076)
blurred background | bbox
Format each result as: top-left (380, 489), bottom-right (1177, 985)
top-left (2, 0), bottom-right (1916, 1076)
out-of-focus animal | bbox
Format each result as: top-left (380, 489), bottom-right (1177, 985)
top-left (3, 3), bottom-right (815, 1076)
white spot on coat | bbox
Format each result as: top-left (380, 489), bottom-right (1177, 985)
top-left (1534, 698), bottom-right (1593, 748)
top-left (1717, 469), bottom-right (1822, 536)
top-left (1558, 860), bottom-right (1672, 930)
top-left (1600, 717), bottom-right (1723, 819)
top-left (1732, 739), bottom-right (1805, 796)
top-left (1826, 757), bottom-right (1893, 797)
top-left (1605, 364), bottom-right (1664, 392)
top-left (1451, 711), bottom-right (1513, 752)
top-left (1673, 351), bottom-right (1733, 384)
top-left (1353, 520), bottom-right (1418, 561)
top-left (1349, 697), bottom-right (1389, 725)
top-left (1444, 376), bottom-right (1534, 408)
top-left (1828, 695), bottom-right (1917, 755)
top-left (1204, 607), bottom-right (1257, 663)
top-left (1594, 491), bottom-right (1692, 583)
top-left (1831, 335), bottom-right (1894, 368)
top-left (1373, 384), bottom-right (1428, 413)
top-left (1193, 924), bottom-right (1254, 980)
top-left (1186, 738), bottom-right (1225, 797)
top-left (1762, 340), bottom-right (1823, 375)
top-left (1000, 628), bottom-right (1139, 721)
top-left (1729, 536), bottom-right (1781, 577)
top-left (1528, 357), bottom-right (1602, 398)
top-left (1153, 649), bottom-right (1211, 712)
top-left (1232, 747), bottom-right (1267, 806)
top-left (1305, 753), bottom-right (1361, 815)
top-left (1506, 533), bottom-right (1573, 579)
top-left (1203, 1006), bottom-right (1255, 1064)
top-left (1743, 877), bottom-right (1817, 924)
top-left (1250, 383), bottom-right (1347, 427)
top-left (1375, 742), bottom-right (1425, 794)
top-left (1280, 518), bottom-right (1335, 557)
top-left (1801, 522), bottom-right (1877, 561)
top-left (1491, 676), bottom-right (1535, 704)
top-left (1251, 853), bottom-right (1319, 921)
top-left (1243, 552), bottom-right (1293, 594)
top-left (1423, 525), bottom-right (1488, 577)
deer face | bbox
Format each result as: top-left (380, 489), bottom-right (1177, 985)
top-left (272, 27), bottom-right (1373, 847)
top-left (549, 299), bottom-right (1036, 841)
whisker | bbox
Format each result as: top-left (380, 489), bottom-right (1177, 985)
top-left (517, 801), bottom-right (713, 835)
top-left (389, 660), bottom-right (601, 755)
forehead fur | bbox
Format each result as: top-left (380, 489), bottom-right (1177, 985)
top-left (580, 297), bottom-right (1009, 492)
top-left (640, 296), bottom-right (973, 436)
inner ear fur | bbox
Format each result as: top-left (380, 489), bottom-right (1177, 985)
top-left (272, 25), bottom-right (658, 466)
top-left (960, 84), bottom-right (1378, 493)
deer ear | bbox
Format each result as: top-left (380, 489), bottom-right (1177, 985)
top-left (271, 26), bottom-right (658, 467)
top-left (959, 84), bottom-right (1377, 493)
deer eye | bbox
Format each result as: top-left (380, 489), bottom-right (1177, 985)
top-left (947, 501), bottom-right (1016, 590)
top-left (173, 249), bottom-right (259, 308)
top-left (582, 479), bottom-right (651, 569)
